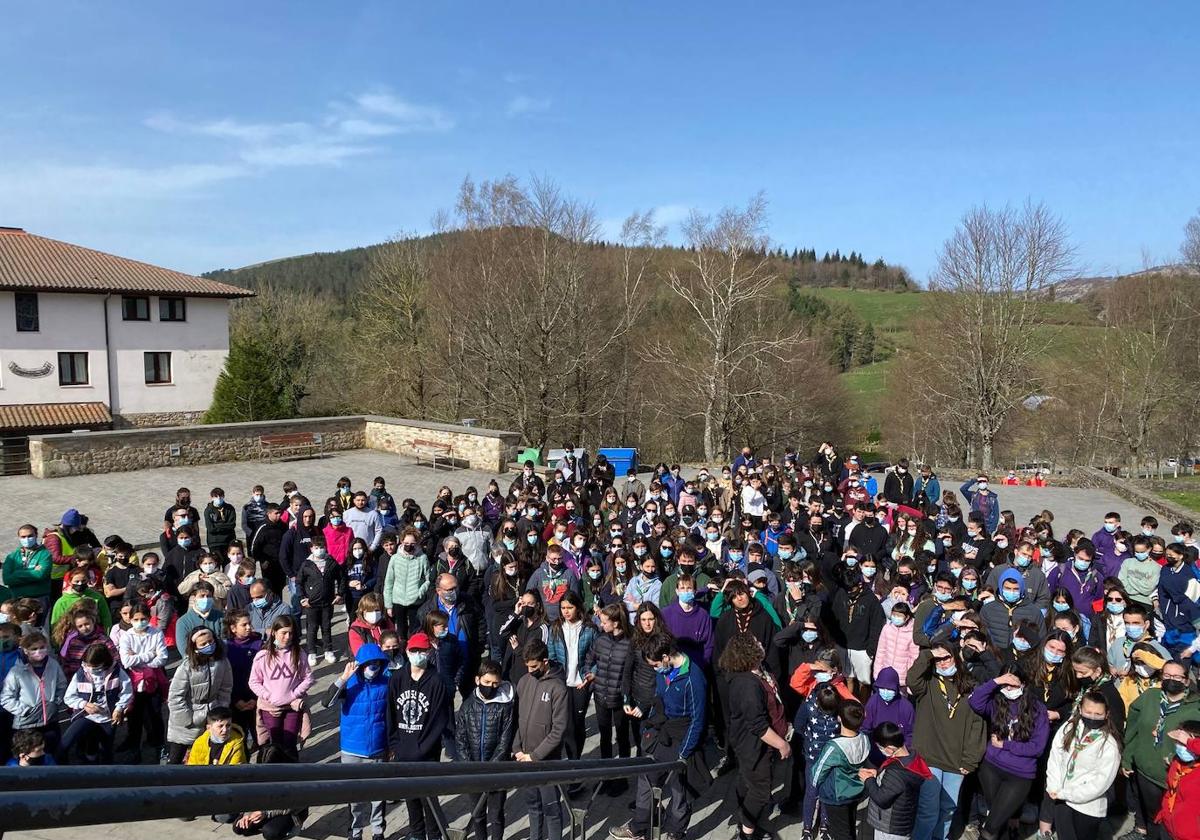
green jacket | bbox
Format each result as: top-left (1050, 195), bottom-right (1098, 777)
top-left (813, 732), bottom-right (871, 805)
top-left (1122, 687), bottom-right (1200, 788)
top-left (709, 589), bottom-right (783, 628)
top-left (659, 570), bottom-right (711, 607)
top-left (3, 546), bottom-right (53, 598)
top-left (50, 589), bottom-right (112, 630)
top-left (383, 552), bottom-right (431, 608)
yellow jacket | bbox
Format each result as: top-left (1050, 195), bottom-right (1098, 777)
top-left (186, 725), bottom-right (248, 765)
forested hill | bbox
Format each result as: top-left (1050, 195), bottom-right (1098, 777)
top-left (203, 234), bottom-right (914, 297)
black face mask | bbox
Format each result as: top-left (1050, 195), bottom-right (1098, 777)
top-left (528, 666), bottom-right (546, 680)
top-left (1163, 678), bottom-right (1188, 697)
top-left (1080, 716), bottom-right (1106, 731)
top-left (520, 605), bottom-right (535, 618)
top-left (478, 683), bottom-right (499, 700)
top-left (24, 755), bottom-right (46, 766)
top-left (1077, 676), bottom-right (1095, 690)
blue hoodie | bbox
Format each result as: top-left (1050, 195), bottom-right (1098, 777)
top-left (331, 642), bottom-right (390, 758)
top-left (979, 568), bottom-right (1042, 650)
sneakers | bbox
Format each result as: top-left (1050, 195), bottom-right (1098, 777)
top-left (1036, 831), bottom-right (1056, 840)
top-left (307, 653), bottom-right (318, 668)
top-left (324, 650), bottom-right (337, 664)
top-left (609, 823), bottom-right (646, 840)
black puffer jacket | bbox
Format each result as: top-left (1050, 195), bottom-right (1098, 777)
top-left (592, 632), bottom-right (631, 709)
top-left (864, 753), bottom-right (932, 836)
top-left (455, 683), bottom-right (515, 762)
top-left (623, 638), bottom-right (660, 714)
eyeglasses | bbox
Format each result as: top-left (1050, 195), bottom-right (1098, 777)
top-left (1106, 598), bottom-right (1125, 604)
top-left (932, 654), bottom-right (955, 664)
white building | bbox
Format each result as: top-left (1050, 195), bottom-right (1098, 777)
top-left (0, 227), bottom-right (253, 472)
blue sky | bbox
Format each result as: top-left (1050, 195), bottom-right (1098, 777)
top-left (2, 2), bottom-right (1198, 281)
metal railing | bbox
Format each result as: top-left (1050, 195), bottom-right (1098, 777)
top-left (0, 756), bottom-right (683, 840)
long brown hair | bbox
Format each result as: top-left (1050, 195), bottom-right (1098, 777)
top-left (1060, 690), bottom-right (1123, 753)
top-left (266, 614), bottom-right (301, 669)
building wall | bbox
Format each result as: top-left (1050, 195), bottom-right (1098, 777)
top-left (0, 291), bottom-right (229, 419)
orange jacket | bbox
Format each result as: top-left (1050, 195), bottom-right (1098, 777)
top-left (1159, 737), bottom-right (1200, 840)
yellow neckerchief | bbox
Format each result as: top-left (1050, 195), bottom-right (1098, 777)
top-left (937, 675), bottom-right (960, 718)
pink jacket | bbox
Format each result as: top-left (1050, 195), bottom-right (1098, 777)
top-left (323, 524), bottom-right (353, 565)
top-left (247, 648), bottom-right (315, 712)
top-left (873, 620), bottom-right (920, 687)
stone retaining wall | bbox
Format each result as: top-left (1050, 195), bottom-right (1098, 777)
top-left (364, 416), bottom-right (521, 473)
top-left (1073, 466), bottom-right (1197, 522)
top-left (28, 415), bottom-right (521, 478)
top-left (115, 410), bottom-right (205, 429)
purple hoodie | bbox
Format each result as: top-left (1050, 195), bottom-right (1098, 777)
top-left (862, 667), bottom-right (914, 748)
top-left (662, 601), bottom-right (716, 669)
top-left (1090, 527), bottom-right (1118, 576)
top-left (967, 678), bottom-right (1050, 778)
top-left (1046, 562), bottom-right (1104, 615)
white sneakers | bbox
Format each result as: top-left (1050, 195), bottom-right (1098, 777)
top-left (324, 650), bottom-right (337, 664)
top-left (307, 653), bottom-right (318, 668)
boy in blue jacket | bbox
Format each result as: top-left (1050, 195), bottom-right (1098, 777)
top-left (325, 643), bottom-right (390, 840)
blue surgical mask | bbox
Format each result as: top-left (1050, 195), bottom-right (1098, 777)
top-left (1013, 636), bottom-right (1031, 651)
top-left (844, 556), bottom-right (858, 568)
top-left (1074, 559), bottom-right (1092, 572)
top-left (1043, 648), bottom-right (1064, 665)
top-left (862, 567), bottom-right (877, 579)
top-left (890, 615), bottom-right (906, 627)
top-left (878, 688), bottom-right (896, 702)
top-left (962, 579), bottom-right (978, 591)
top-left (1134, 551), bottom-right (1151, 561)
top-left (935, 664), bottom-right (958, 678)
top-left (659, 547), bottom-right (673, 559)
top-left (19, 536), bottom-right (36, 549)
top-left (778, 549), bottom-right (793, 561)
top-left (588, 569), bottom-right (602, 581)
top-left (1104, 522), bottom-right (1118, 533)
top-left (1002, 589), bottom-right (1021, 604)
top-left (1106, 601), bottom-right (1125, 615)
top-left (801, 630), bottom-right (819, 643)
top-left (408, 651), bottom-right (428, 669)
top-left (1052, 602), bottom-right (1070, 613)
top-left (634, 546), bottom-right (648, 558)
top-left (213, 497), bottom-right (224, 508)
top-left (503, 538), bottom-right (516, 550)
top-left (330, 516), bottom-right (343, 527)
top-left (194, 597), bottom-right (212, 612)
top-left (935, 591), bottom-right (952, 603)
top-left (678, 590), bottom-right (695, 605)
top-left (197, 642), bottom-right (216, 655)
top-left (251, 597), bottom-right (269, 609)
top-left (1126, 624), bottom-right (1145, 640)
top-left (728, 552), bottom-right (743, 564)
top-left (1015, 555), bottom-right (1032, 568)
top-left (1176, 744), bottom-right (1196, 763)
top-left (178, 537), bottom-right (193, 549)
top-left (813, 671), bottom-right (833, 683)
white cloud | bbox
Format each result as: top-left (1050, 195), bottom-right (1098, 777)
top-left (1, 161), bottom-right (248, 201)
top-left (506, 95), bottom-right (551, 117)
top-left (240, 142), bottom-right (372, 167)
top-left (352, 91), bottom-right (454, 132)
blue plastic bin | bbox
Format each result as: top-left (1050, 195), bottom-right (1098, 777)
top-left (598, 447), bottom-right (638, 477)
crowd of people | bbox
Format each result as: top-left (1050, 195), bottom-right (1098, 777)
top-left (3, 443), bottom-right (1200, 840)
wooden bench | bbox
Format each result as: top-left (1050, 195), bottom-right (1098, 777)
top-left (412, 438), bottom-right (454, 469)
top-left (259, 432), bottom-right (320, 461)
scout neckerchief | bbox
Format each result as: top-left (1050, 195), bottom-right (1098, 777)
top-left (1065, 725), bottom-right (1104, 778)
top-left (1069, 673), bottom-right (1113, 719)
top-left (937, 675), bottom-right (961, 718)
top-left (1154, 692), bottom-right (1184, 744)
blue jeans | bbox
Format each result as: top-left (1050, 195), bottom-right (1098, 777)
top-left (913, 767), bottom-right (963, 840)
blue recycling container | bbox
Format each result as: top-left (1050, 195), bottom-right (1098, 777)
top-left (598, 447), bottom-right (638, 477)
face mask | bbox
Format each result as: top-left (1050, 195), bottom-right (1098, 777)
top-left (706, 532), bottom-right (719, 543)
top-left (1043, 649), bottom-right (1064, 665)
top-left (408, 651), bottom-right (429, 669)
top-left (132, 619), bottom-right (150, 631)
top-left (435, 628), bottom-right (449, 639)
top-left (209, 732), bottom-right (226, 745)
top-left (616, 562), bottom-right (627, 573)
top-left (71, 582), bottom-right (86, 593)
top-left (1052, 602), bottom-right (1070, 613)
top-left (935, 591), bottom-right (953, 604)
top-left (194, 597), bottom-right (212, 612)
top-left (1134, 550), bottom-right (1150, 561)
top-left (415, 521), bottom-right (427, 530)
top-left (1013, 636), bottom-right (1031, 651)
top-left (633, 546), bottom-right (647, 558)
top-left (504, 566), bottom-right (519, 578)
top-left (1104, 522), bottom-right (1118, 533)
top-left (728, 552), bottom-right (743, 564)
top-left (1135, 663), bottom-right (1154, 679)
top-left (252, 597), bottom-right (269, 608)
top-left (19, 536), bottom-right (36, 549)
top-left (200, 563), bottom-right (217, 574)
top-left (1014, 554), bottom-right (1032, 568)
top-left (197, 642), bottom-right (216, 655)
top-left (1176, 744), bottom-right (1196, 763)
top-left (678, 590), bottom-right (695, 605)
top-left (178, 537), bottom-right (193, 548)
top-left (935, 664), bottom-right (957, 677)
top-left (963, 579), bottom-right (978, 591)
top-left (1103, 601), bottom-right (1125, 616)
top-left (1126, 624), bottom-right (1146, 640)
top-left (177, 516), bottom-right (191, 527)
top-left (588, 569), bottom-right (602, 581)
top-left (478, 683), bottom-right (499, 700)
top-left (878, 688), bottom-right (896, 702)
top-left (363, 665), bottom-right (381, 680)
top-left (252, 494), bottom-right (264, 503)
top-left (1074, 559), bottom-right (1091, 572)
top-left (1162, 678), bottom-right (1187, 697)
top-left (526, 534), bottom-right (538, 545)
top-left (659, 547), bottom-right (673, 559)
top-left (1001, 687), bottom-right (1024, 700)
top-left (441, 590), bottom-right (458, 606)
top-left (813, 671), bottom-right (833, 683)
top-left (1002, 589), bottom-right (1021, 604)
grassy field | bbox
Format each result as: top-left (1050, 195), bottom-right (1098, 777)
top-left (1160, 490), bottom-right (1200, 513)
top-left (806, 288), bottom-right (1102, 443)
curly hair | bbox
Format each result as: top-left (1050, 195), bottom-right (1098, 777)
top-left (717, 632), bottom-right (764, 673)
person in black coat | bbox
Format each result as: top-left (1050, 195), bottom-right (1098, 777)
top-left (882, 460), bottom-right (916, 506)
top-left (828, 567), bottom-right (885, 691)
top-left (593, 604), bottom-right (634, 775)
top-left (388, 632), bottom-right (451, 840)
top-left (250, 505), bottom-right (288, 595)
top-left (297, 534), bottom-right (343, 660)
top-left (455, 659), bottom-right (515, 840)
top-left (863, 722), bottom-right (932, 839)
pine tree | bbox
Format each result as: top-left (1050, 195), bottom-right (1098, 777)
top-left (203, 334), bottom-right (296, 423)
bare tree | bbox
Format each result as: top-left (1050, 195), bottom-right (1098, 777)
top-left (1183, 208), bottom-right (1200, 270)
top-left (926, 201), bottom-right (1076, 470)
top-left (647, 194), bottom-right (807, 461)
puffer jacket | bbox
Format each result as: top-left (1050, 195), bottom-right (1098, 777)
top-left (591, 632), bottom-right (631, 709)
top-left (382, 550), bottom-right (431, 608)
top-left (326, 643), bottom-right (390, 758)
top-left (167, 656), bottom-right (233, 745)
top-left (980, 569), bottom-right (1043, 650)
top-left (1, 657), bottom-right (68, 728)
top-left (865, 752), bottom-right (934, 835)
top-left (454, 524), bottom-right (493, 573)
top-left (455, 682), bottom-right (516, 761)
top-left (186, 725), bottom-right (247, 765)
top-left (873, 619), bottom-right (921, 687)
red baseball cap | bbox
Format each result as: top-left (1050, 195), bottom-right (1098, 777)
top-left (406, 632), bottom-right (432, 652)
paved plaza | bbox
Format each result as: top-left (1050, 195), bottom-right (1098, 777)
top-left (1, 451), bottom-right (1152, 840)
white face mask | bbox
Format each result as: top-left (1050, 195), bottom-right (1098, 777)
top-left (364, 611), bottom-right (381, 624)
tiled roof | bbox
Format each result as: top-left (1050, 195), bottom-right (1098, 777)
top-left (0, 228), bottom-right (254, 298)
top-left (0, 401), bottom-right (112, 433)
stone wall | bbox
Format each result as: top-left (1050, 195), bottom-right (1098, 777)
top-left (1073, 466), bottom-right (1197, 522)
top-left (30, 417), bottom-right (365, 478)
top-left (364, 416), bottom-right (521, 473)
top-left (115, 410), bottom-right (205, 429)
top-left (28, 415), bottom-right (521, 478)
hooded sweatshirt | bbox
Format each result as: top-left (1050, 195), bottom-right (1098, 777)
top-left (326, 642), bottom-right (390, 758)
top-left (980, 569), bottom-right (1044, 650)
top-left (1122, 687), bottom-right (1200, 788)
top-left (865, 752), bottom-right (934, 836)
top-left (967, 678), bottom-right (1050, 778)
top-left (863, 667), bottom-right (915, 748)
top-left (813, 731), bottom-right (872, 805)
top-left (513, 661), bottom-right (569, 761)
top-left (387, 660), bottom-right (451, 761)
